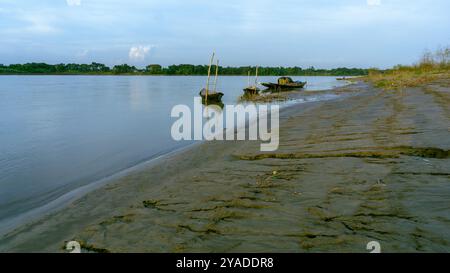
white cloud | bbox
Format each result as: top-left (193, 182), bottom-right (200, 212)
top-left (367, 0), bottom-right (381, 6)
top-left (129, 45), bottom-right (152, 61)
top-left (66, 0), bottom-right (81, 7)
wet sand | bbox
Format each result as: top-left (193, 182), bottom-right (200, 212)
top-left (1, 79), bottom-right (449, 252)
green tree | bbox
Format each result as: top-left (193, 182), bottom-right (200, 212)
top-left (112, 64), bottom-right (136, 74)
top-left (146, 64), bottom-right (162, 74)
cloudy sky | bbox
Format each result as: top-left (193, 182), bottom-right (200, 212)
top-left (0, 0), bottom-right (449, 68)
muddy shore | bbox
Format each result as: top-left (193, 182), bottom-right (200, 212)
top-left (1, 79), bottom-right (449, 252)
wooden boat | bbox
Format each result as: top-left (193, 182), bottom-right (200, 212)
top-left (336, 77), bottom-right (348, 80)
top-left (261, 77), bottom-right (306, 91)
top-left (199, 88), bottom-right (223, 102)
top-left (243, 66), bottom-right (260, 95)
top-left (199, 52), bottom-right (224, 104)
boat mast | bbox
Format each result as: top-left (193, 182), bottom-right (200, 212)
top-left (205, 52), bottom-right (215, 103)
top-left (213, 59), bottom-right (219, 93)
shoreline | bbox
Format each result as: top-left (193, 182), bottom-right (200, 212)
top-left (0, 83), bottom-right (359, 238)
top-left (0, 141), bottom-right (203, 237)
top-left (0, 82), bottom-right (368, 251)
top-left (0, 82), bottom-right (358, 238)
top-left (1, 78), bottom-right (449, 252)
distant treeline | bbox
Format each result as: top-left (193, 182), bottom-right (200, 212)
top-left (0, 62), bottom-right (369, 76)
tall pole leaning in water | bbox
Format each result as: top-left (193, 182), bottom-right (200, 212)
top-left (205, 52), bottom-right (215, 105)
top-left (213, 59), bottom-right (219, 93)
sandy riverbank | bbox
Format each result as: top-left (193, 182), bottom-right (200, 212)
top-left (1, 79), bottom-right (449, 252)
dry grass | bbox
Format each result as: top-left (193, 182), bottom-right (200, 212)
top-left (363, 69), bottom-right (449, 90)
top-left (362, 46), bottom-right (450, 90)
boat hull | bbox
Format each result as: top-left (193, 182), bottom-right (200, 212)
top-left (261, 81), bottom-right (306, 91)
top-left (199, 89), bottom-right (224, 102)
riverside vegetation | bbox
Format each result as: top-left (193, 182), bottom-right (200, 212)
top-left (0, 62), bottom-right (367, 76)
top-left (363, 46), bottom-right (450, 89)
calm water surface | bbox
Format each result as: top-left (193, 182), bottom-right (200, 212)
top-left (0, 75), bottom-right (349, 224)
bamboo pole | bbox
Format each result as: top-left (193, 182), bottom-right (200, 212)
top-left (247, 71), bottom-right (250, 87)
top-left (205, 52), bottom-right (215, 103)
top-left (213, 59), bottom-right (219, 93)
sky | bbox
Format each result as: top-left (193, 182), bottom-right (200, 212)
top-left (0, 0), bottom-right (449, 69)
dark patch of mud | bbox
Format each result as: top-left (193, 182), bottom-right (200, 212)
top-left (237, 146), bottom-right (450, 161)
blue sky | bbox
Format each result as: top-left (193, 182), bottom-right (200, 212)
top-left (0, 0), bottom-right (449, 68)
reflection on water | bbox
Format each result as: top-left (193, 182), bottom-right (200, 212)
top-left (0, 75), bottom-right (349, 223)
top-left (129, 80), bottom-right (153, 110)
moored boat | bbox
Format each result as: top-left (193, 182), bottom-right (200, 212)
top-left (261, 77), bottom-right (306, 91)
top-left (199, 88), bottom-right (224, 102)
top-left (243, 66), bottom-right (260, 95)
top-left (199, 52), bottom-right (224, 104)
